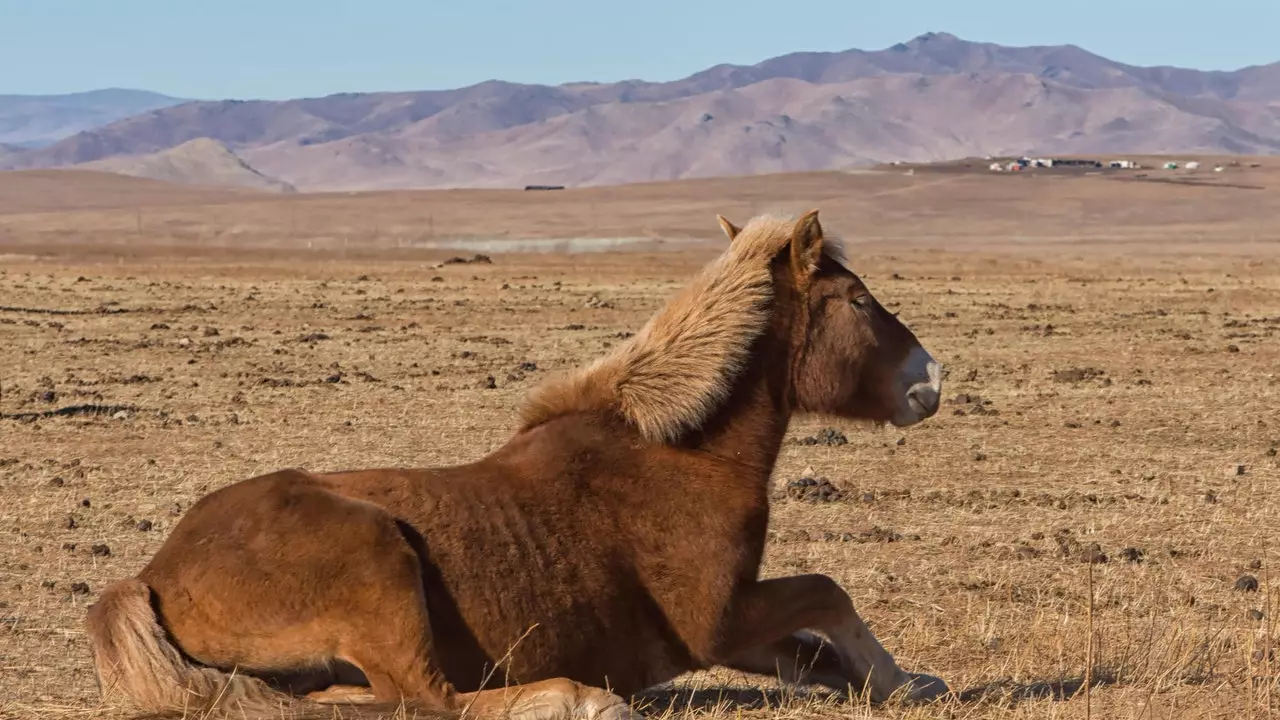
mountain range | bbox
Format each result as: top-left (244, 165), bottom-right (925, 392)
top-left (0, 88), bottom-right (188, 148)
top-left (2, 32), bottom-right (1279, 191)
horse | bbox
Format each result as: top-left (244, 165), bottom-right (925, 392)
top-left (85, 209), bottom-right (949, 719)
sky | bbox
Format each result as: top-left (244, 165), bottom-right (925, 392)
top-left (2, 0), bottom-right (1278, 100)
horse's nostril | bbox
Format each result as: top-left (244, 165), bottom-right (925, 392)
top-left (908, 385), bottom-right (940, 415)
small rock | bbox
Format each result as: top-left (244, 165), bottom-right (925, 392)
top-left (1249, 559), bottom-right (1263, 570)
top-left (65, 515), bottom-right (77, 530)
top-left (895, 437), bottom-right (906, 446)
top-left (480, 376), bottom-right (497, 390)
top-left (1235, 575), bottom-right (1260, 592)
top-left (972, 452), bottom-right (987, 462)
top-left (784, 476), bottom-right (844, 503)
top-left (136, 519), bottom-right (153, 532)
top-left (70, 582), bottom-right (90, 595)
top-left (1053, 367), bottom-right (1106, 383)
top-left (797, 428), bottom-right (848, 446)
top-left (90, 544), bottom-right (111, 557)
top-left (38, 390), bottom-right (57, 403)
top-left (80, 498), bottom-right (91, 508)
top-left (1079, 543), bottom-right (1108, 564)
top-left (1120, 547), bottom-right (1145, 563)
top-left (1248, 609), bottom-right (1265, 621)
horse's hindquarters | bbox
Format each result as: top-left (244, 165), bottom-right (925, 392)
top-left (136, 469), bottom-right (454, 705)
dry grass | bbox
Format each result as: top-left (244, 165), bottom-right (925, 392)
top-left (1, 167), bottom-right (1279, 719)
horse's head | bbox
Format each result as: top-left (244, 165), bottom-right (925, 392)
top-left (718, 210), bottom-right (942, 427)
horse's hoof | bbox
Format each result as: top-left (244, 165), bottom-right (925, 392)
top-left (306, 684), bottom-right (378, 705)
top-left (584, 696), bottom-right (644, 720)
top-left (903, 673), bottom-right (950, 702)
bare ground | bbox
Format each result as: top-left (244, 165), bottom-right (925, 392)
top-left (1, 167), bottom-right (1279, 719)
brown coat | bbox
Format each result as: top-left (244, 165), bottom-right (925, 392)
top-left (86, 210), bottom-right (948, 719)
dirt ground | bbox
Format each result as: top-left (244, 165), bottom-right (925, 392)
top-left (1, 167), bottom-right (1279, 719)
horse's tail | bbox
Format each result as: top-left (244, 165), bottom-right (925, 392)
top-left (85, 577), bottom-right (292, 717)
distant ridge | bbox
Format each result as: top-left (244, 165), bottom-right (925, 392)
top-left (0, 88), bottom-right (188, 148)
top-left (79, 138), bottom-right (296, 193)
top-left (2, 33), bottom-right (1278, 190)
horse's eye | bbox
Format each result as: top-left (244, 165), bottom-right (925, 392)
top-left (850, 295), bottom-right (873, 308)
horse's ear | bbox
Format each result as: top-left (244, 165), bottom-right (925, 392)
top-left (790, 208), bottom-right (824, 279)
top-left (716, 215), bottom-right (741, 243)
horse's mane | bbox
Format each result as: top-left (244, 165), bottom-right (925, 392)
top-left (517, 214), bottom-right (849, 444)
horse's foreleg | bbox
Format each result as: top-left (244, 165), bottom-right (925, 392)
top-left (712, 574), bottom-right (948, 704)
top-left (720, 630), bottom-right (848, 688)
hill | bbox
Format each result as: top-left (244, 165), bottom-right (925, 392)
top-left (0, 88), bottom-right (188, 148)
top-left (2, 33), bottom-right (1279, 190)
top-left (79, 138), bottom-right (296, 193)
top-left (0, 169), bottom-right (259, 215)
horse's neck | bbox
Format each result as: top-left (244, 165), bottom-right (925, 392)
top-left (690, 326), bottom-right (794, 477)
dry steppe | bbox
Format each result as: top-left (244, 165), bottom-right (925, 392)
top-left (1, 161), bottom-right (1279, 719)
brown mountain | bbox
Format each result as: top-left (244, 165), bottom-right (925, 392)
top-left (3, 32), bottom-right (1279, 190)
top-left (78, 138), bottom-right (295, 192)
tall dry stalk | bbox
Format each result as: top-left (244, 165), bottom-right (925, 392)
top-left (1086, 559), bottom-right (1095, 720)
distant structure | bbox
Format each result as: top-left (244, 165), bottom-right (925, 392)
top-left (1185, 161), bottom-right (1201, 170)
top-left (989, 156), bottom-right (1104, 172)
top-left (1109, 159), bottom-right (1137, 169)
top-left (524, 184), bottom-right (566, 191)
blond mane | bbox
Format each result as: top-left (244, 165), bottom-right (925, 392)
top-left (517, 214), bottom-right (849, 444)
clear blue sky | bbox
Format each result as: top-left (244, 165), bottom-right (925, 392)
top-left (3, 0), bottom-right (1277, 100)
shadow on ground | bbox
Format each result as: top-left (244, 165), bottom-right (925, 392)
top-left (632, 673), bottom-right (1117, 714)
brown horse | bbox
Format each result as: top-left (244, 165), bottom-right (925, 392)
top-left (85, 210), bottom-right (948, 719)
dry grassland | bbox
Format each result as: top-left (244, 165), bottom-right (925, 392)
top-left (1, 165), bottom-right (1279, 719)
